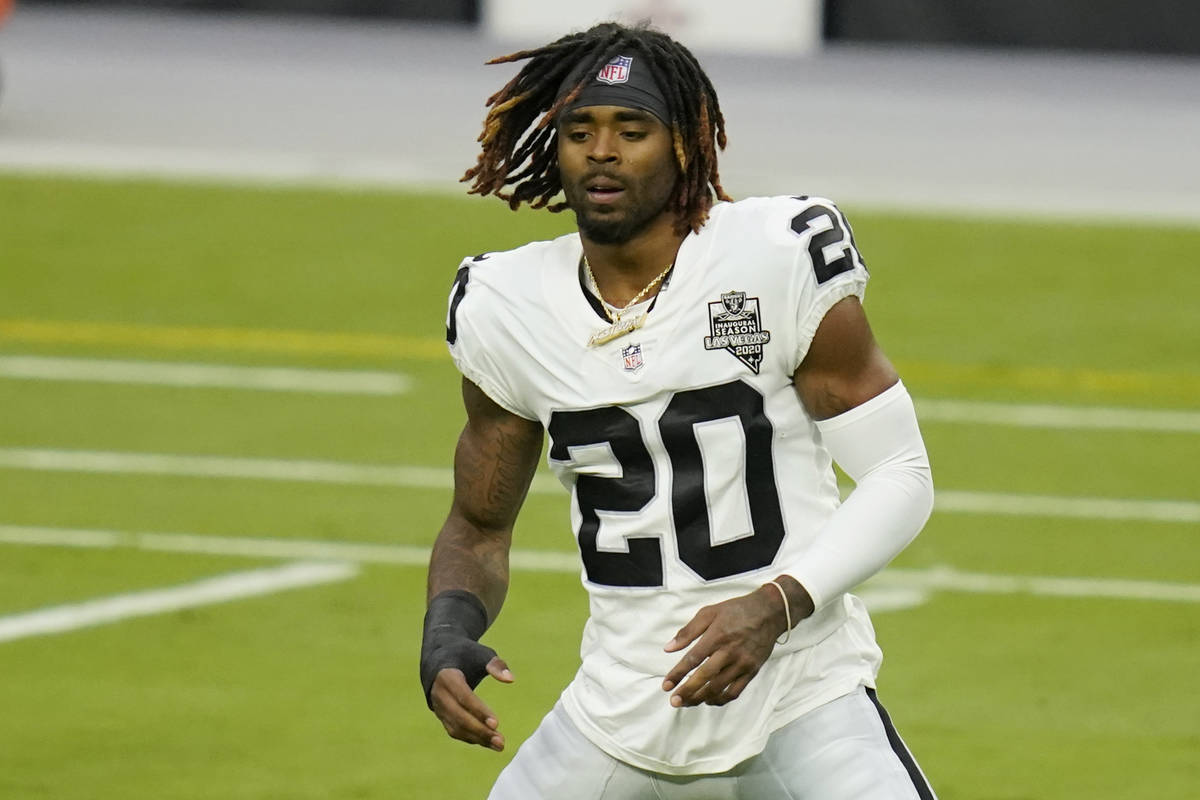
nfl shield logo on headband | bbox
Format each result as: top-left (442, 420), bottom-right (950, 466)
top-left (597, 55), bottom-right (633, 85)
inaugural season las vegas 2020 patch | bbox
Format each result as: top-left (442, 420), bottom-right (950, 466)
top-left (703, 290), bottom-right (771, 374)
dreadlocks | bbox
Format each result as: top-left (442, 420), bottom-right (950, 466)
top-left (461, 22), bottom-right (731, 235)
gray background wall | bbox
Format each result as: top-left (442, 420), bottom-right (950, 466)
top-left (823, 0), bottom-right (1200, 56)
top-left (18, 1), bottom-right (481, 23)
top-left (16, 0), bottom-right (1200, 54)
top-left (2, 5), bottom-right (1198, 224)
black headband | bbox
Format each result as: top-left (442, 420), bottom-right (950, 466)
top-left (557, 54), bottom-right (672, 125)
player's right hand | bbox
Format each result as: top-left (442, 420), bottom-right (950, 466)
top-left (429, 657), bottom-right (514, 751)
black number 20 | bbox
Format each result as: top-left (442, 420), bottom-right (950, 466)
top-left (548, 380), bottom-right (785, 587)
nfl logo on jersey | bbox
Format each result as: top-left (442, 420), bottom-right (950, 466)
top-left (597, 55), bottom-right (633, 85)
top-left (621, 343), bottom-right (644, 372)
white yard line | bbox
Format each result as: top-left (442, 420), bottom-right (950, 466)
top-left (0, 447), bottom-right (464, 490)
top-left (2, 349), bottom-right (1197, 433)
top-left (2, 525), bottom-right (1196, 605)
top-left (0, 525), bottom-right (572, 572)
top-left (0, 355), bottom-right (411, 395)
top-left (1, 447), bottom-right (1197, 524)
top-left (934, 491), bottom-right (1200, 524)
top-left (0, 560), bottom-right (359, 643)
top-left (915, 398), bottom-right (1200, 434)
top-left (879, 566), bottom-right (1200, 604)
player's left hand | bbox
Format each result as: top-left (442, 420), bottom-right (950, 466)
top-left (661, 586), bottom-right (787, 707)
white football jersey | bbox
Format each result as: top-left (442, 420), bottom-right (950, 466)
top-left (447, 196), bottom-right (884, 774)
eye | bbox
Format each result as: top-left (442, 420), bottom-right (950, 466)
top-left (621, 130), bottom-right (648, 141)
top-left (566, 130), bottom-right (590, 142)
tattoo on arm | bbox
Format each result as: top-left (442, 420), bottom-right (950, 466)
top-left (427, 380), bottom-right (544, 622)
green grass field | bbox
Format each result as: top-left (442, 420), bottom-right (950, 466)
top-left (1, 173), bottom-right (1197, 799)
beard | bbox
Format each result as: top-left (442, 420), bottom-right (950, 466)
top-left (572, 206), bottom-right (662, 244)
top-left (562, 175), bottom-right (678, 245)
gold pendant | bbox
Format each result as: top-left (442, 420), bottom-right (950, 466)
top-left (587, 312), bottom-right (647, 347)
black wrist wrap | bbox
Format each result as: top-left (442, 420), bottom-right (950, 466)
top-left (419, 589), bottom-right (495, 709)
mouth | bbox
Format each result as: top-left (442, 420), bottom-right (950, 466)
top-left (584, 176), bottom-right (626, 205)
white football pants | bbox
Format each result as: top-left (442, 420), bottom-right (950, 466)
top-left (488, 686), bottom-right (936, 800)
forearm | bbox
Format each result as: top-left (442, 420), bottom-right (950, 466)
top-left (427, 514), bottom-right (511, 622)
top-left (422, 516), bottom-right (511, 710)
top-left (789, 380), bottom-right (934, 611)
top-left (426, 378), bottom-right (543, 619)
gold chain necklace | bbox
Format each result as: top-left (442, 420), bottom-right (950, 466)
top-left (583, 255), bottom-right (674, 347)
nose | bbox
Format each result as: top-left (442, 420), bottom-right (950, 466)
top-left (586, 130), bottom-right (619, 164)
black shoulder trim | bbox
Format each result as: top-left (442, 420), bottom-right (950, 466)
top-left (446, 265), bottom-right (470, 345)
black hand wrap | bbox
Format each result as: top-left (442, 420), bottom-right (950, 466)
top-left (419, 589), bottom-right (496, 709)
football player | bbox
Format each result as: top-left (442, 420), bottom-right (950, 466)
top-left (421, 21), bottom-right (937, 799)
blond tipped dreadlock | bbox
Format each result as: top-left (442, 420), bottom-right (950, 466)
top-left (461, 22), bottom-right (731, 236)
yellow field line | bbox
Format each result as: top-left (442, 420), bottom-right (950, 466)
top-left (0, 319), bottom-right (446, 361)
top-left (897, 359), bottom-right (1200, 401)
top-left (2, 318), bottom-right (1198, 399)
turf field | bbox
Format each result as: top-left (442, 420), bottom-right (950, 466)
top-left (0, 172), bottom-right (1197, 799)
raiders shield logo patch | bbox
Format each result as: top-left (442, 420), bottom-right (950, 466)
top-left (703, 290), bottom-right (771, 374)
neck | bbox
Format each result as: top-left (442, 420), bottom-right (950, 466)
top-left (581, 212), bottom-right (686, 307)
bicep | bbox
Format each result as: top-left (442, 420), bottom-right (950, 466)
top-left (451, 378), bottom-right (545, 534)
top-left (793, 296), bottom-right (899, 420)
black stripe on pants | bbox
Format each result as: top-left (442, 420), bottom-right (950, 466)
top-left (865, 687), bottom-right (937, 800)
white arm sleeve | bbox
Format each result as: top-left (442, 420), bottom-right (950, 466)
top-left (789, 381), bottom-right (934, 610)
